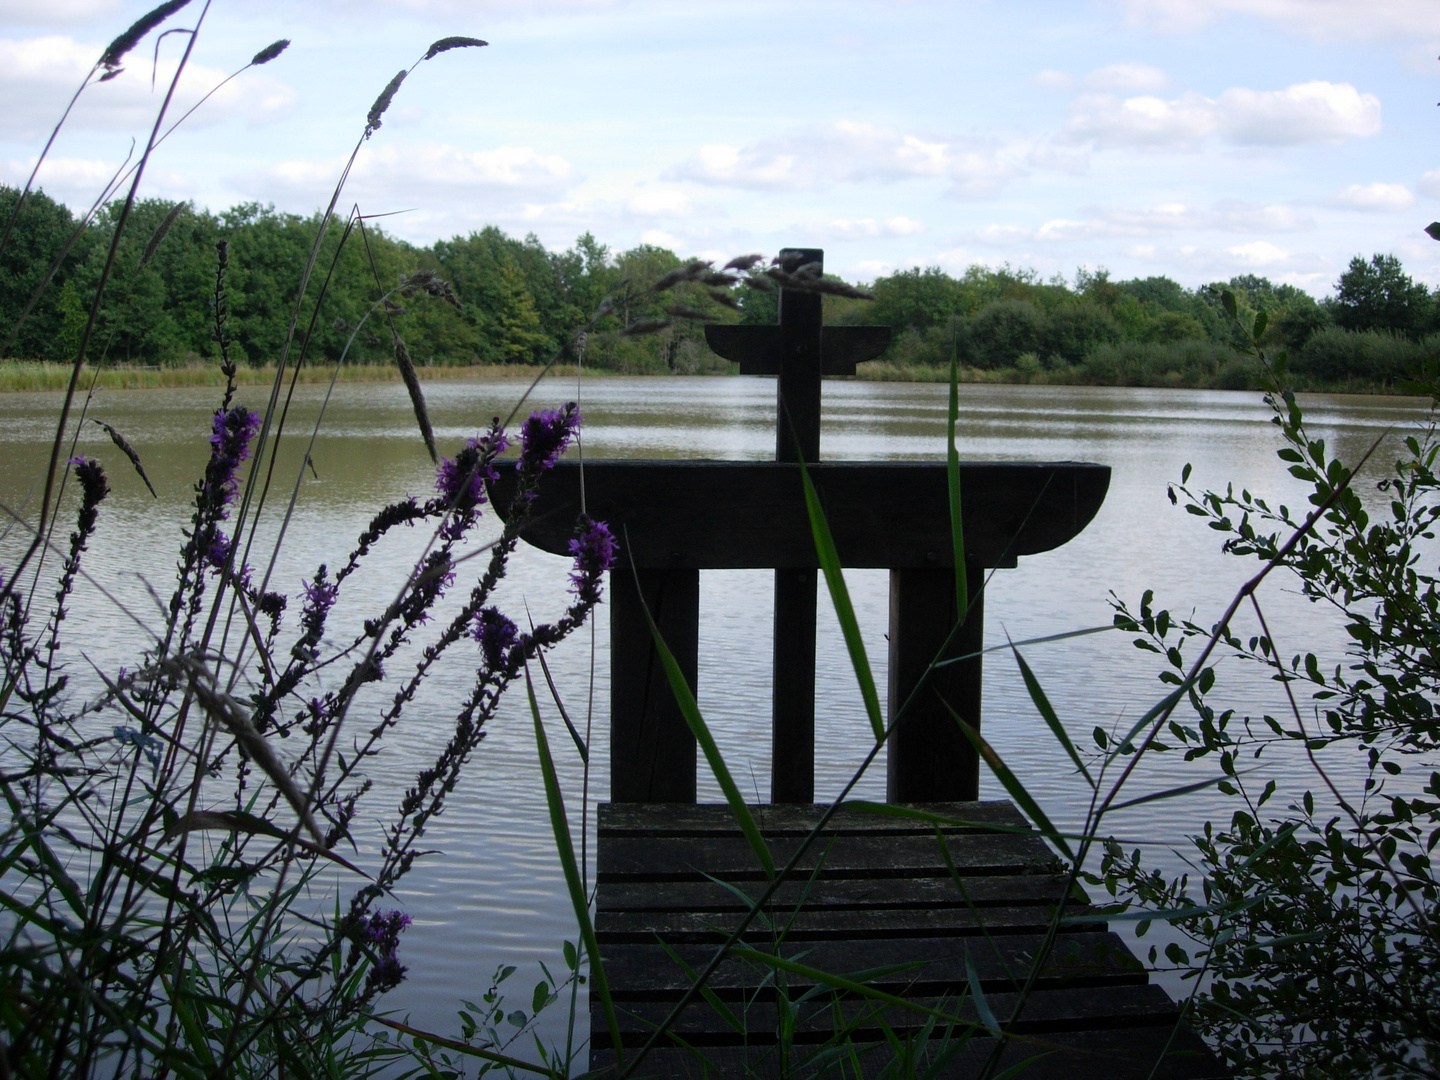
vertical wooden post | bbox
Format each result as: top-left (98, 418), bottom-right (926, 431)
top-left (886, 559), bottom-right (984, 803)
top-left (772, 247), bottom-right (824, 803)
top-left (610, 567), bottom-right (699, 802)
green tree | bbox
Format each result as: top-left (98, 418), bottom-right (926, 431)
top-left (1330, 253), bottom-right (1434, 338)
top-left (0, 185), bottom-right (94, 360)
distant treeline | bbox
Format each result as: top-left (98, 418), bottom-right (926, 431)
top-left (4, 184), bottom-right (1437, 388)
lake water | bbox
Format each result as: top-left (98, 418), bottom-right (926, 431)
top-left (0, 374), bottom-right (1430, 1056)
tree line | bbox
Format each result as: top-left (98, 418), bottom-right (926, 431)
top-left (4, 184), bottom-right (1437, 388)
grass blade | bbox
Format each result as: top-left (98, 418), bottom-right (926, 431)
top-left (730, 948), bottom-right (979, 1034)
top-left (1008, 643), bottom-right (1093, 790)
top-left (526, 665), bottom-right (624, 1066)
top-left (948, 342), bottom-right (967, 618)
top-left (965, 957), bottom-right (1001, 1038)
top-left (536, 645), bottom-right (588, 764)
top-left (1106, 773), bottom-right (1235, 813)
top-left (633, 565), bottom-right (774, 879)
top-left (797, 457), bottom-right (885, 743)
top-left (938, 698), bottom-right (1076, 862)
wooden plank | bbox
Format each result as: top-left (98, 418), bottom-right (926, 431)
top-left (598, 984), bottom-right (1182, 1041)
top-left (596, 833), bottom-right (1058, 882)
top-left (596, 901), bottom-right (1096, 943)
top-left (596, 931), bottom-right (1146, 996)
top-left (610, 567), bottom-right (698, 802)
top-left (591, 1025), bottom-right (1229, 1079)
top-left (597, 800), bottom-right (1029, 836)
top-left (888, 562), bottom-right (985, 802)
top-left (596, 873), bottom-right (1082, 914)
top-left (702, 324), bottom-right (893, 376)
top-left (487, 460), bottom-right (1111, 571)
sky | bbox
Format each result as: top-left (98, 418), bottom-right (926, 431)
top-left (3, 0), bottom-right (1440, 296)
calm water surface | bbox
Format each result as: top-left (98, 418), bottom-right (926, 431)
top-left (0, 375), bottom-right (1429, 1050)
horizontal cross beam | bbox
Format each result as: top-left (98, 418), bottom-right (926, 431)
top-left (704, 324), bottom-right (892, 377)
top-left (488, 459), bottom-right (1109, 571)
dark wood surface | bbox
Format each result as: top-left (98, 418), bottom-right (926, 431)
top-left (488, 460), bottom-right (1109, 571)
top-left (589, 802), bottom-right (1229, 1079)
top-left (888, 563), bottom-right (985, 802)
top-left (609, 568), bottom-right (698, 802)
top-left (703, 324), bottom-right (894, 376)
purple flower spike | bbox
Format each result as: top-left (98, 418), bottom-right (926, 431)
top-left (355, 908), bottom-right (413, 994)
top-left (567, 517), bottom-right (615, 605)
top-left (472, 606), bottom-right (519, 671)
top-left (518, 403), bottom-right (580, 473)
top-left (208, 406), bottom-right (261, 507)
top-left (436, 428), bottom-right (510, 539)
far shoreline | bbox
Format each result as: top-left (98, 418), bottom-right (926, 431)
top-left (0, 358), bottom-right (1423, 398)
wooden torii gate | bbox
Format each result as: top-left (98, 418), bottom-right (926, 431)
top-left (496, 247), bottom-right (1110, 805)
top-left (492, 250), bottom-right (1230, 1078)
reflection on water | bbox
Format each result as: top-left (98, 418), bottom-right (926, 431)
top-left (0, 375), bottom-right (1430, 1045)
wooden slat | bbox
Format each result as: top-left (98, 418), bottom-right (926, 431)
top-left (597, 833), bottom-right (1057, 882)
top-left (591, 1025), bottom-right (1229, 1079)
top-left (488, 460), bottom-right (1111, 570)
top-left (598, 800), bottom-right (1029, 836)
top-left (596, 931), bottom-right (1145, 996)
top-left (596, 902), bottom-right (1096, 943)
top-left (596, 873), bottom-right (1081, 914)
top-left (599, 984), bottom-right (1182, 1041)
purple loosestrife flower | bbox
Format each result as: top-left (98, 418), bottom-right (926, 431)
top-left (301, 572), bottom-right (339, 622)
top-left (354, 909), bottom-right (412, 994)
top-left (207, 406), bottom-right (261, 507)
top-left (67, 458), bottom-right (110, 535)
top-left (518, 403), bottom-right (580, 473)
top-left (568, 516), bottom-right (616, 606)
top-left (472, 606), bottom-right (519, 672)
top-left (435, 429), bottom-right (509, 539)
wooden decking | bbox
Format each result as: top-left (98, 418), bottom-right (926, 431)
top-left (590, 801), bottom-right (1229, 1079)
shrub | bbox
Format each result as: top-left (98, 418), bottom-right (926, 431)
top-left (1292, 326), bottom-right (1439, 385)
top-left (966, 298), bottom-right (1046, 368)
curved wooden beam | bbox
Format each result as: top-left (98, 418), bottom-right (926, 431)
top-left (489, 459), bottom-right (1109, 570)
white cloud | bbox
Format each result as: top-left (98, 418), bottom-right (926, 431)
top-left (0, 0), bottom-right (117, 26)
top-left (820, 217), bottom-right (925, 240)
top-left (1217, 82), bottom-right (1381, 146)
top-left (1418, 169), bottom-right (1440, 199)
top-left (639, 228), bottom-right (678, 248)
top-left (669, 122), bottom-right (1020, 198)
top-left (1064, 80), bottom-right (1380, 149)
top-left (1227, 240), bottom-right (1291, 265)
top-left (242, 142), bottom-right (579, 212)
top-left (1084, 62), bottom-right (1169, 92)
top-left (0, 35), bottom-right (297, 141)
top-left (970, 200), bottom-right (1312, 244)
top-left (1331, 182), bottom-right (1416, 210)
top-left (849, 259), bottom-right (894, 280)
top-left (625, 187), bottom-right (700, 218)
top-left (1118, 0), bottom-right (1440, 42)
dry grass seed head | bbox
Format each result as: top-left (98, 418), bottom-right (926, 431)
top-left (99, 0), bottom-right (192, 77)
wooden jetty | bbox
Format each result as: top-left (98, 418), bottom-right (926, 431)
top-left (495, 249), bottom-right (1229, 1077)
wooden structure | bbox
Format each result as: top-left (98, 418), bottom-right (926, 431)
top-left (589, 802), bottom-right (1230, 1078)
top-left (492, 248), bottom-right (1227, 1077)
